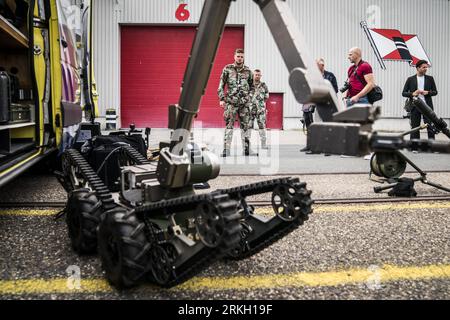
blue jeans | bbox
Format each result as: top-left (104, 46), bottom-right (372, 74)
top-left (346, 96), bottom-right (369, 107)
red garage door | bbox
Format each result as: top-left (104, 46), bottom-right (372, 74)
top-left (120, 26), bottom-right (244, 128)
top-left (266, 93), bottom-right (283, 129)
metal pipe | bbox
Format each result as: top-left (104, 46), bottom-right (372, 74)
top-left (360, 21), bottom-right (386, 70)
top-left (399, 125), bottom-right (428, 137)
top-left (395, 150), bottom-right (427, 177)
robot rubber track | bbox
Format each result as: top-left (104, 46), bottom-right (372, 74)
top-left (133, 178), bottom-right (314, 287)
top-left (61, 146), bottom-right (150, 205)
top-left (217, 178), bottom-right (314, 260)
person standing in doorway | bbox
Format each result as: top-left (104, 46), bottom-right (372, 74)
top-left (218, 48), bottom-right (254, 157)
top-left (249, 69), bottom-right (270, 149)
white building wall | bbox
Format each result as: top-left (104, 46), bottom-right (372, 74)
top-left (93, 0), bottom-right (450, 129)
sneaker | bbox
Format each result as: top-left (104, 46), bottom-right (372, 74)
top-left (412, 150), bottom-right (419, 154)
top-left (364, 153), bottom-right (374, 160)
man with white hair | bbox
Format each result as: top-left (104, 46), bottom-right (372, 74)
top-left (315, 57), bottom-right (338, 121)
top-left (300, 58), bottom-right (338, 153)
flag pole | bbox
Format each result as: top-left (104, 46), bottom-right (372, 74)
top-left (361, 21), bottom-right (386, 70)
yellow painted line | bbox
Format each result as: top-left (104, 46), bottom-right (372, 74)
top-left (176, 264), bottom-right (450, 291)
top-left (314, 202), bottom-right (450, 213)
top-left (0, 209), bottom-right (59, 216)
top-left (1, 202), bottom-right (449, 217)
top-left (0, 279), bottom-right (113, 295)
top-left (0, 264), bottom-right (449, 295)
top-left (256, 202), bottom-right (450, 215)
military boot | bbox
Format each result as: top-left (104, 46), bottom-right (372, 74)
top-left (221, 149), bottom-right (231, 157)
top-left (244, 138), bottom-right (259, 156)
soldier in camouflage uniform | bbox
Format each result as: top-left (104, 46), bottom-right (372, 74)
top-left (249, 69), bottom-right (269, 149)
top-left (218, 49), bottom-right (254, 157)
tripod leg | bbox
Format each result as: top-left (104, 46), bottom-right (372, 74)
top-left (394, 150), bottom-right (427, 177)
top-left (422, 180), bottom-right (450, 193)
top-left (394, 151), bottom-right (450, 192)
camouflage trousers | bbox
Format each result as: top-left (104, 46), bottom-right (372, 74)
top-left (249, 106), bottom-right (267, 147)
top-left (223, 103), bottom-right (251, 150)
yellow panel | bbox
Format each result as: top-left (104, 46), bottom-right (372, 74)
top-left (33, 1), bottom-right (46, 151)
top-left (10, 126), bottom-right (36, 139)
top-left (49, 0), bottom-right (63, 146)
top-left (89, 1), bottom-right (99, 118)
top-left (33, 0), bottom-right (39, 17)
top-left (91, 72), bottom-right (99, 118)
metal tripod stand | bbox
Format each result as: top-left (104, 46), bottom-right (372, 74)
top-left (370, 125), bottom-right (450, 194)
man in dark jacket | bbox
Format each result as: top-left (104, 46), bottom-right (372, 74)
top-left (300, 58), bottom-right (338, 153)
top-left (315, 58), bottom-right (339, 122)
top-left (402, 60), bottom-right (438, 143)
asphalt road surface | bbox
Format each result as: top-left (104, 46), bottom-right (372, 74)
top-left (0, 172), bottom-right (449, 300)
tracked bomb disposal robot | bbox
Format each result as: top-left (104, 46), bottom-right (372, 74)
top-left (59, 0), bottom-right (339, 289)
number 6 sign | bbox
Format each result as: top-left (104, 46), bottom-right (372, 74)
top-left (175, 3), bottom-right (190, 22)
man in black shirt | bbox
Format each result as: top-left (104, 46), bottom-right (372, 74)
top-left (402, 60), bottom-right (438, 144)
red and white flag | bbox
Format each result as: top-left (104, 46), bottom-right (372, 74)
top-left (361, 21), bottom-right (431, 69)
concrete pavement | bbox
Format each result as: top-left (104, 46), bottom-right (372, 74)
top-left (144, 128), bottom-right (450, 175)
